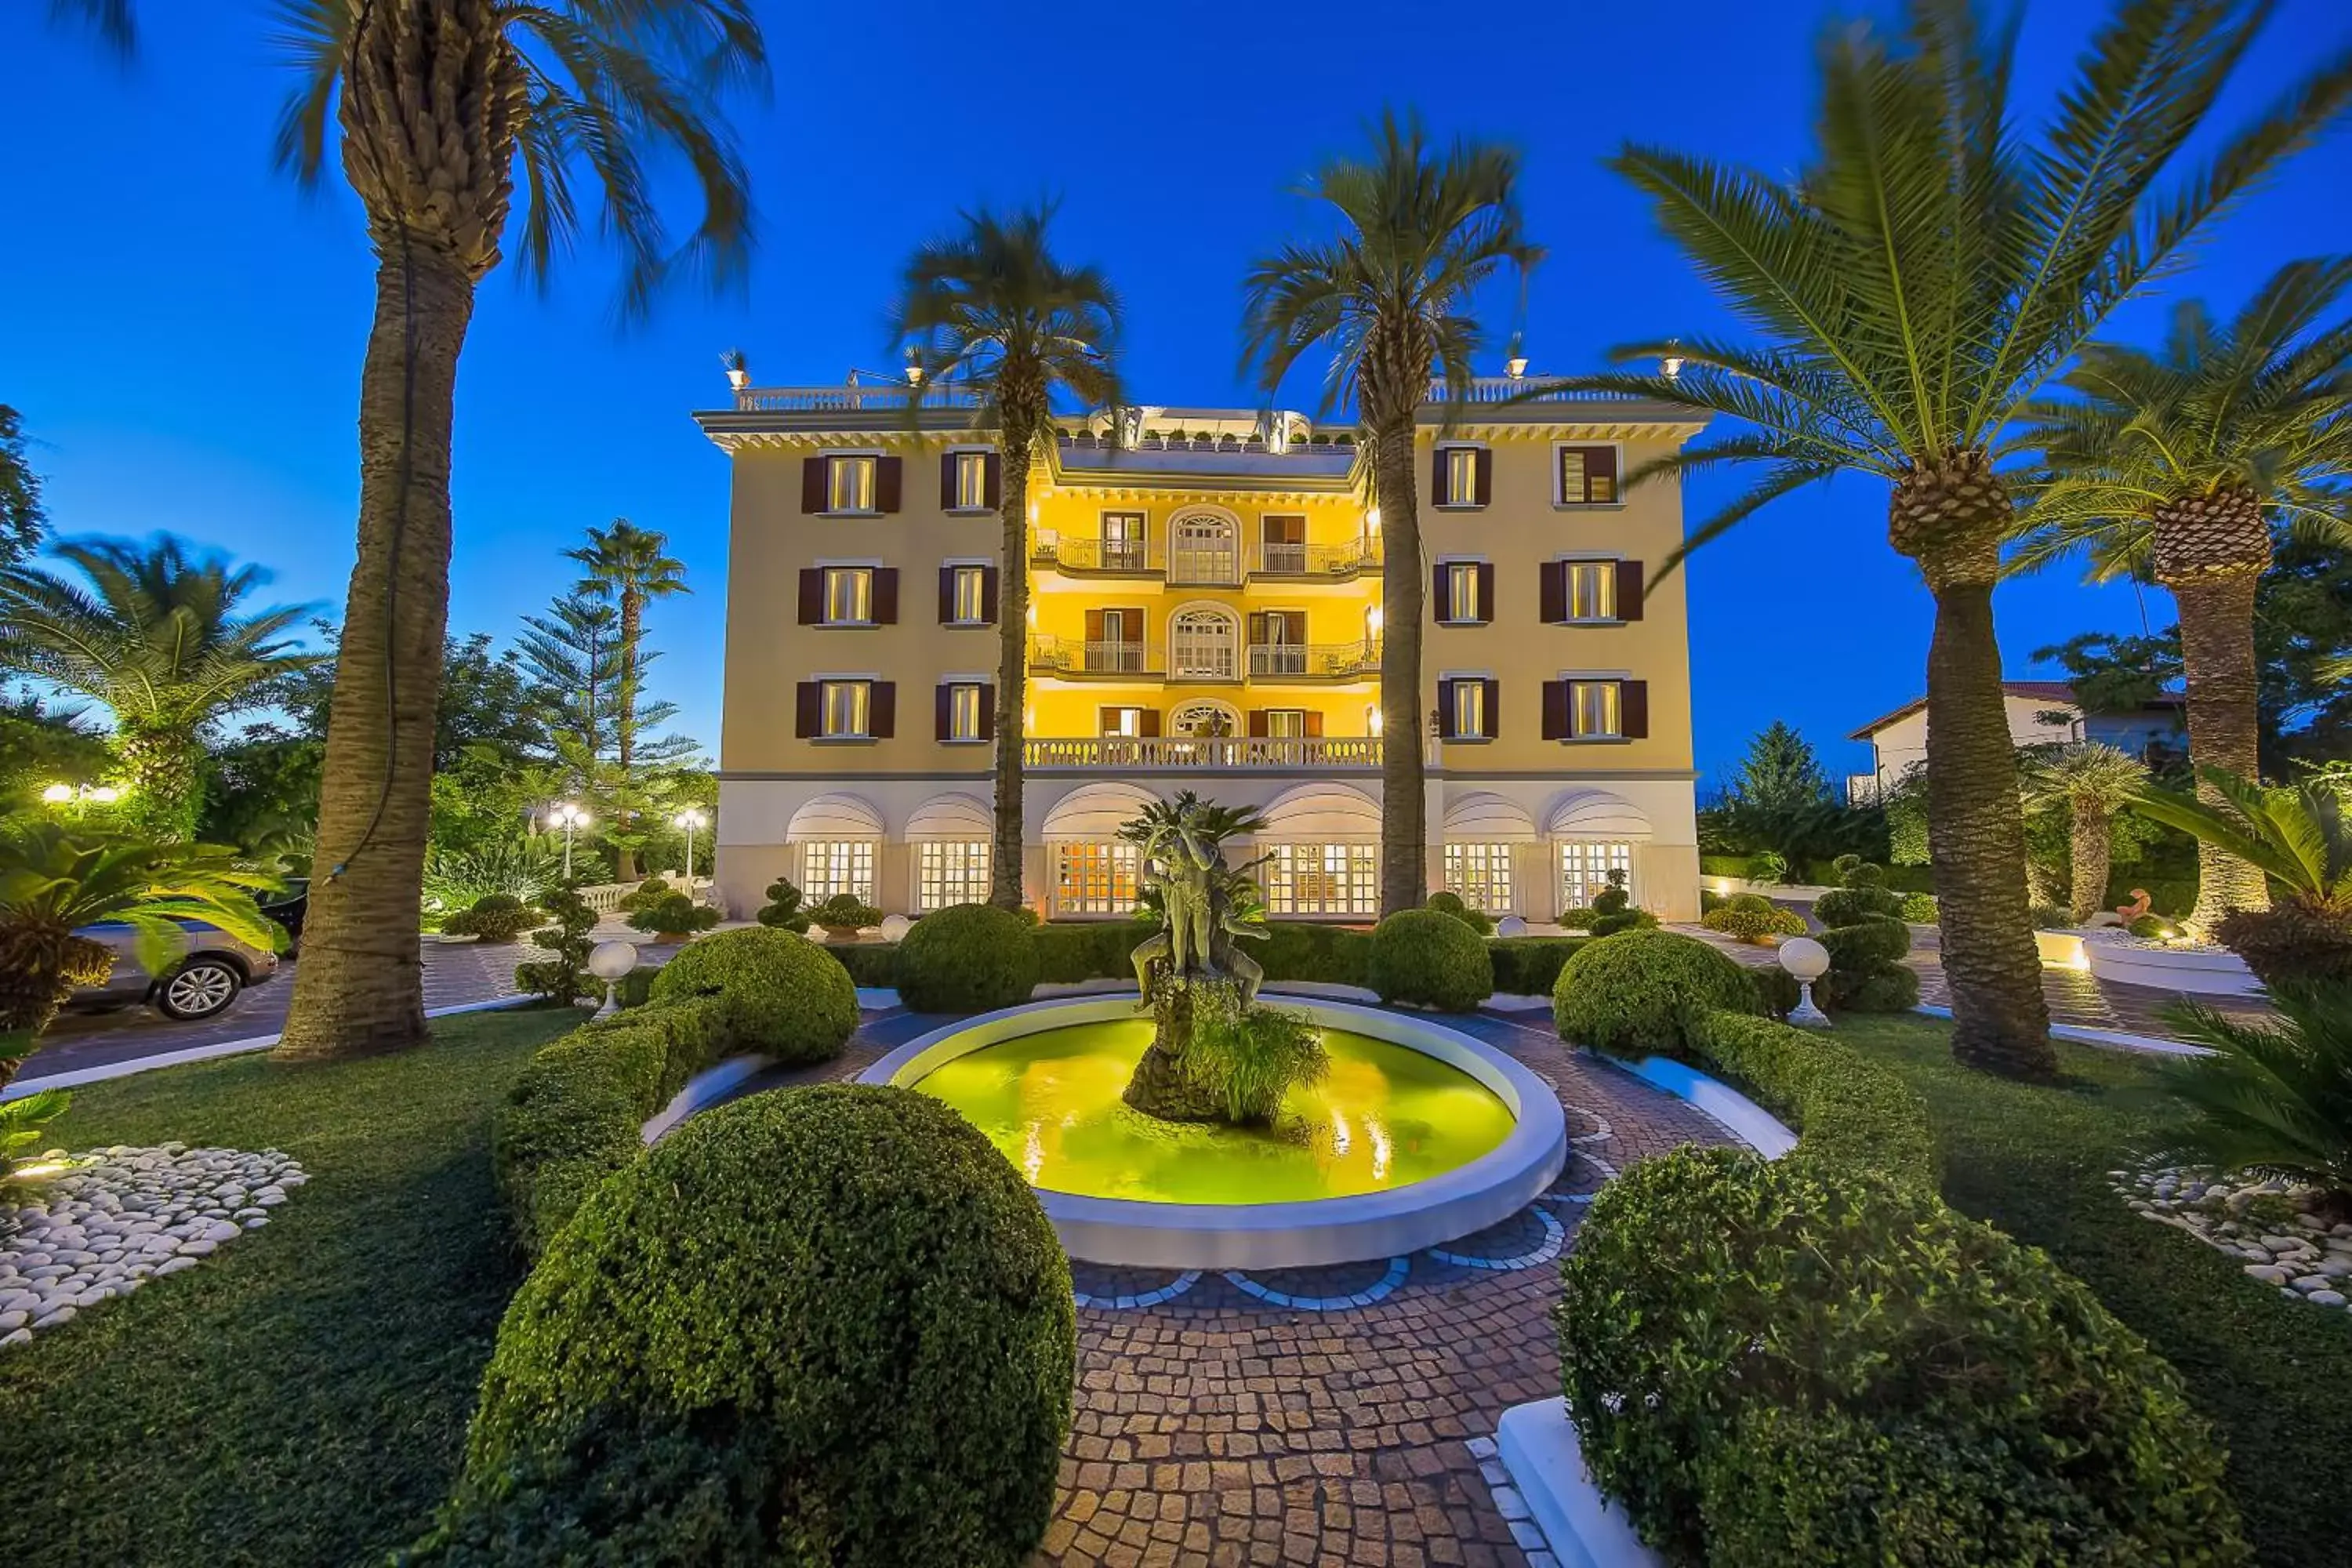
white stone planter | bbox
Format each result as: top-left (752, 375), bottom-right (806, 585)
top-left (2084, 937), bottom-right (2261, 997)
top-left (2034, 928), bottom-right (2089, 969)
top-left (1495, 1397), bottom-right (1663, 1568)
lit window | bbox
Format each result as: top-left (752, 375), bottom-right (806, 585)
top-left (819, 680), bottom-right (871, 738)
top-left (1445, 842), bottom-right (1515, 913)
top-left (916, 841), bottom-right (990, 909)
top-left (1566, 562), bottom-right (1616, 621)
top-left (1263, 843), bottom-right (1377, 916)
top-left (1571, 680), bottom-right (1621, 739)
top-left (822, 567), bottom-right (873, 624)
top-left (827, 455), bottom-right (878, 513)
top-left (1099, 706), bottom-right (1148, 737)
top-left (800, 839), bottom-right (877, 903)
top-left (1559, 840), bottom-right (1633, 911)
top-left (1056, 841), bottom-right (1139, 915)
top-left (1445, 561), bottom-right (1483, 622)
top-left (1444, 446), bottom-right (1481, 506)
top-left (1559, 445), bottom-right (1617, 505)
top-left (950, 565), bottom-right (987, 623)
top-left (953, 452), bottom-right (989, 510)
top-left (1101, 512), bottom-right (1146, 571)
top-left (1264, 709), bottom-right (1308, 739)
top-left (940, 681), bottom-right (985, 742)
top-left (1453, 680), bottom-right (1487, 739)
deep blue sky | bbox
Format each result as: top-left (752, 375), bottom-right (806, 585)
top-left (4, 0), bottom-right (2347, 789)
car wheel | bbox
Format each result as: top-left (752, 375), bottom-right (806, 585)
top-left (156, 958), bottom-right (242, 1021)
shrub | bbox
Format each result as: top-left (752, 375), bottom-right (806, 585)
top-left (1744, 849), bottom-right (1788, 884)
top-left (1700, 894), bottom-right (1806, 944)
top-left (1699, 887), bottom-right (1725, 915)
top-left (429, 1087), bottom-right (1074, 1567)
top-left (1812, 859), bottom-right (1915, 1012)
top-left (1557, 906), bottom-right (1598, 931)
top-left (1746, 964), bottom-right (1802, 1021)
top-left (625, 892), bottom-right (719, 939)
top-left (1257, 921), bottom-right (1370, 988)
top-left (896, 903), bottom-right (1040, 1012)
top-left (422, 837), bottom-right (563, 913)
top-left (1588, 867), bottom-right (1656, 938)
top-left (2215, 902), bottom-right (2352, 988)
top-left (2156, 980), bottom-right (2352, 1210)
top-left (441, 893), bottom-right (541, 944)
top-left (2129, 912), bottom-right (2177, 940)
top-left (1184, 997), bottom-right (1330, 1123)
top-left (619, 876), bottom-right (673, 913)
top-left (649, 927), bottom-right (856, 1065)
top-left (516, 883), bottom-right (597, 1002)
top-left (1030, 922), bottom-right (1138, 984)
top-left (1364, 909), bottom-right (1494, 1011)
top-left (1552, 929), bottom-right (1754, 1057)
top-left (1682, 1007), bottom-right (1936, 1185)
top-left (807, 893), bottom-right (881, 934)
top-left (1488, 936), bottom-right (1584, 997)
top-left (1897, 891), bottom-right (1938, 924)
top-left (1559, 1148), bottom-right (2245, 1567)
top-left (753, 877), bottom-right (808, 932)
top-left (820, 940), bottom-right (900, 989)
top-left (1422, 889), bottom-right (1494, 937)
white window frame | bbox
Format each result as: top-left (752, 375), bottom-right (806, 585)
top-left (948, 448), bottom-right (992, 514)
top-left (1569, 677), bottom-right (1624, 740)
top-left (825, 452), bottom-right (881, 515)
top-left (1169, 603), bottom-right (1240, 680)
top-left (947, 562), bottom-right (989, 626)
top-left (1552, 441), bottom-right (1624, 509)
top-left (914, 840), bottom-right (990, 910)
top-left (800, 839), bottom-right (878, 903)
top-left (1444, 842), bottom-right (1516, 914)
top-left (1561, 557), bottom-right (1618, 622)
top-left (1558, 840), bottom-right (1634, 911)
top-left (1439, 558), bottom-right (1486, 624)
top-left (820, 563), bottom-right (876, 626)
top-left (1443, 670), bottom-right (1494, 742)
top-left (1054, 840), bottom-right (1140, 917)
top-left (1262, 841), bottom-right (1378, 917)
top-left (1100, 510), bottom-right (1148, 572)
top-left (1438, 443), bottom-right (1486, 510)
top-left (1262, 708), bottom-right (1310, 739)
top-left (817, 677), bottom-right (873, 739)
top-left (943, 679), bottom-right (986, 743)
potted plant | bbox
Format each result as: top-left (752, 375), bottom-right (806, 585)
top-left (811, 894), bottom-right (883, 941)
top-left (626, 890), bottom-right (720, 943)
top-left (720, 347), bottom-right (749, 390)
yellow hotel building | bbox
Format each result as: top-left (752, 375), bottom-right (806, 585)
top-left (692, 375), bottom-right (1707, 924)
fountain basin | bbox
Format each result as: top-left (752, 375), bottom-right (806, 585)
top-left (860, 993), bottom-right (1567, 1269)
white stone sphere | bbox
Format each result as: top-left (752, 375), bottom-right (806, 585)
top-left (587, 939), bottom-right (641, 981)
top-left (1494, 915), bottom-right (1528, 938)
top-left (1778, 935), bottom-right (1830, 982)
top-left (879, 913), bottom-right (913, 942)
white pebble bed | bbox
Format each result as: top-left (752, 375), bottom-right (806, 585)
top-left (1, 1143), bottom-right (307, 1349)
top-left (2111, 1162), bottom-right (2352, 1312)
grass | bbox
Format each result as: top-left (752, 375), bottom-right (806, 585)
top-left (0, 1007), bottom-right (576, 1567)
top-left (1841, 1014), bottom-right (2352, 1568)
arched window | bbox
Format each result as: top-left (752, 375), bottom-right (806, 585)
top-left (1169, 700), bottom-right (1238, 738)
top-left (1169, 512), bottom-right (1240, 585)
top-left (1170, 606), bottom-right (1238, 680)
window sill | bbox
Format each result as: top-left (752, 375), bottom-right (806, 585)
top-left (938, 737), bottom-right (991, 746)
top-left (943, 506), bottom-right (996, 517)
top-left (944, 619), bottom-right (993, 629)
top-left (1436, 618), bottom-right (1493, 628)
top-left (810, 735), bottom-right (877, 745)
top-left (1552, 502), bottom-right (1628, 512)
top-left (1559, 735), bottom-right (1631, 745)
top-left (1433, 503), bottom-right (1486, 512)
top-left (819, 509), bottom-right (883, 519)
top-left (1444, 735), bottom-right (1497, 746)
top-left (1551, 618), bottom-right (1628, 628)
top-left (816, 620), bottom-right (880, 630)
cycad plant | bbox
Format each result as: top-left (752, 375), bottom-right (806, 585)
top-left (0, 536), bottom-right (318, 840)
top-left (1551, 0), bottom-right (2352, 1078)
top-left (2132, 768), bottom-right (2352, 985)
top-left (0, 819), bottom-right (281, 1088)
top-left (893, 205), bottom-right (1123, 909)
top-left (1241, 111), bottom-right (1541, 916)
top-left (2013, 259), bottom-right (2352, 929)
top-left (2021, 743), bottom-right (2151, 925)
top-left (2158, 981), bottom-right (2352, 1219)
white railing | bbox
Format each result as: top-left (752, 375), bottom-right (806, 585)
top-left (1247, 640), bottom-right (1381, 678)
top-left (1030, 637), bottom-right (1158, 675)
top-left (1033, 535), bottom-right (1163, 574)
top-left (575, 876), bottom-right (713, 916)
top-left (731, 383), bottom-right (980, 412)
top-left (1023, 736), bottom-right (1382, 770)
top-left (1428, 376), bottom-right (1646, 404)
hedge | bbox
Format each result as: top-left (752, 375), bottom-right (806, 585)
top-left (650, 927), bottom-right (858, 1065)
top-left (895, 904), bottom-right (1040, 1012)
top-left (1489, 936), bottom-right (1585, 997)
top-left (1680, 1007), bottom-right (1936, 1189)
top-left (1552, 930), bottom-right (1755, 1056)
top-left (1363, 909), bottom-right (1494, 1011)
top-left (422, 1086), bottom-right (1075, 1567)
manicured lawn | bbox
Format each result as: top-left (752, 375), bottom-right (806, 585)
top-left (0, 1007), bottom-right (575, 1567)
top-left (1842, 1015), bottom-right (2352, 1568)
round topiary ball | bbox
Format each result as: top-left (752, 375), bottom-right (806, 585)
top-left (1552, 928), bottom-right (1754, 1056)
top-left (1365, 909), bottom-right (1494, 1011)
top-left (895, 903), bottom-right (1040, 1013)
top-left (423, 1085), bottom-right (1076, 1567)
top-left (648, 927), bottom-right (856, 1064)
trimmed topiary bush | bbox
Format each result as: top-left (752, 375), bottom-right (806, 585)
top-left (895, 903), bottom-right (1040, 1012)
top-left (1897, 890), bottom-right (1938, 924)
top-left (625, 892), bottom-right (719, 940)
top-left (1700, 893), bottom-right (1807, 944)
top-left (1588, 868), bottom-right (1657, 937)
top-left (808, 894), bottom-right (881, 936)
top-left (1813, 858), bottom-right (1918, 1012)
top-left (649, 927), bottom-right (856, 1065)
top-left (425, 1086), bottom-right (1076, 1567)
top-left (618, 876), bottom-right (673, 913)
top-left (754, 877), bottom-right (808, 932)
top-left (1488, 936), bottom-right (1584, 997)
top-left (1552, 929), bottom-right (1754, 1057)
top-left (1681, 1007), bottom-right (1936, 1185)
top-left (515, 883), bottom-right (598, 1001)
top-left (1559, 1147), bottom-right (2245, 1567)
top-left (1558, 905), bottom-right (1598, 931)
top-left (821, 941), bottom-right (901, 989)
top-left (1423, 890), bottom-right (1494, 937)
top-left (1257, 921), bottom-right (1370, 988)
top-left (1364, 909), bottom-right (1494, 1011)
top-left (1746, 964), bottom-right (1802, 1021)
top-left (442, 893), bottom-right (541, 944)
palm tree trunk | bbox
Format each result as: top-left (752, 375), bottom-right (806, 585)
top-left (274, 237), bottom-right (474, 1062)
top-left (2068, 803), bottom-right (2112, 927)
top-left (2172, 570), bottom-right (2270, 931)
top-left (1895, 456), bottom-right (2054, 1079)
top-left (613, 587), bottom-right (641, 881)
top-left (1373, 419), bottom-right (1425, 917)
top-left (989, 431), bottom-right (1032, 911)
top-left (112, 721), bottom-right (204, 842)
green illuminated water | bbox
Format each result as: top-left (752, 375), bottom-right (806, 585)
top-left (911, 1018), bottom-right (1515, 1205)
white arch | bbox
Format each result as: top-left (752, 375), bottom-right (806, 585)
top-left (1167, 698), bottom-right (1241, 737)
top-left (906, 792), bottom-right (993, 840)
top-left (1167, 601), bottom-right (1240, 680)
top-left (1259, 782), bottom-right (1382, 840)
top-left (1040, 781), bottom-right (1163, 839)
top-left (1546, 789), bottom-right (1653, 840)
top-left (1444, 792), bottom-right (1539, 843)
top-left (786, 792), bottom-right (884, 840)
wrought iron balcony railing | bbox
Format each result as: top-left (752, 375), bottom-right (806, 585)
top-left (1022, 736), bottom-right (1382, 770)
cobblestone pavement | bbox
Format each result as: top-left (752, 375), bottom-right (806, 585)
top-left (774, 1005), bottom-right (1733, 1567)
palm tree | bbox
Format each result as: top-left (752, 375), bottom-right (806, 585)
top-left (2157, 981), bottom-right (2352, 1220)
top-left (0, 818), bottom-right (281, 1089)
top-left (0, 536), bottom-right (318, 840)
top-left (1546, 0), bottom-right (2352, 1079)
top-left (255, 0), bottom-right (764, 1062)
top-left (2132, 767), bottom-right (2352, 986)
top-left (2013, 260), bottom-right (2352, 931)
top-left (1241, 111), bottom-right (1541, 917)
top-left (892, 205), bottom-right (1123, 911)
top-left (565, 519), bottom-right (689, 879)
top-left (2021, 743), bottom-right (2150, 924)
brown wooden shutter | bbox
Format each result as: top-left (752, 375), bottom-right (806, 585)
top-left (1480, 678), bottom-right (1501, 739)
top-left (1542, 679), bottom-right (1570, 740)
top-left (797, 568), bottom-right (822, 624)
top-left (1539, 561), bottom-right (1566, 624)
top-left (1617, 560), bottom-right (1646, 621)
top-left (977, 682), bottom-right (996, 739)
top-left (1246, 611), bottom-right (1269, 644)
top-left (873, 568), bottom-right (899, 624)
top-left (1305, 710), bottom-right (1324, 738)
top-left (1432, 562), bottom-right (1451, 621)
top-left (1591, 446), bottom-right (1619, 499)
top-left (875, 456), bottom-right (903, 513)
top-left (1138, 708), bottom-right (1161, 739)
top-left (1436, 679), bottom-right (1457, 739)
top-left (800, 457), bottom-right (827, 514)
top-left (935, 682), bottom-right (954, 741)
top-left (1475, 563), bottom-right (1496, 622)
top-left (1281, 610), bottom-right (1306, 641)
top-left (1620, 680), bottom-right (1649, 739)
top-left (1431, 447), bottom-right (1450, 506)
top-left (1247, 710), bottom-right (1268, 738)
top-left (1474, 448), bottom-right (1494, 506)
top-left (1084, 608), bottom-right (1104, 642)
top-left (983, 452), bottom-right (1003, 510)
top-left (794, 681), bottom-right (820, 738)
top-left (979, 566), bottom-right (1000, 624)
top-left (869, 681), bottom-right (896, 738)
top-left (938, 451), bottom-right (958, 507)
top-left (937, 565), bottom-right (956, 623)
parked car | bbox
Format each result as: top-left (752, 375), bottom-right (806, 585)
top-left (67, 921), bottom-right (282, 1022)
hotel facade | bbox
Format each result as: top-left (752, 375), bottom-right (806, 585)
top-left (693, 377), bottom-right (1707, 924)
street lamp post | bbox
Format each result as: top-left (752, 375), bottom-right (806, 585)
top-left (673, 808), bottom-right (708, 884)
top-left (40, 781), bottom-right (123, 810)
top-left (550, 801), bottom-right (590, 881)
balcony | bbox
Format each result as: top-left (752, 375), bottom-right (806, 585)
top-left (1254, 538), bottom-right (1381, 579)
top-left (1024, 736), bottom-right (1382, 771)
top-left (729, 382), bottom-right (979, 412)
top-left (1247, 640), bottom-right (1381, 680)
top-left (1029, 637), bottom-right (1163, 677)
top-left (1029, 636), bottom-right (1379, 683)
top-left (1032, 535), bottom-right (1163, 577)
top-left (1031, 534), bottom-right (1381, 583)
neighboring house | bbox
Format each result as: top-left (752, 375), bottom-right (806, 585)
top-left (1845, 681), bottom-right (2185, 802)
top-left (692, 375), bottom-right (1708, 922)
